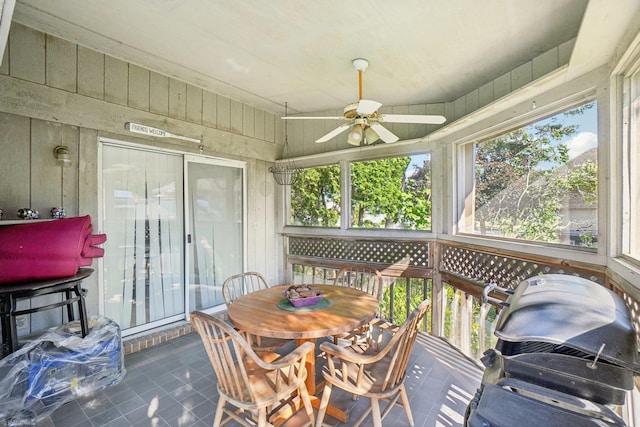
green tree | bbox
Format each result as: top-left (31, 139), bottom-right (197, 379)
top-left (351, 157), bottom-right (432, 229)
top-left (401, 158), bottom-right (432, 230)
top-left (351, 157), bottom-right (410, 227)
top-left (380, 278), bottom-right (431, 328)
top-left (290, 165), bottom-right (340, 226)
top-left (474, 102), bottom-right (597, 246)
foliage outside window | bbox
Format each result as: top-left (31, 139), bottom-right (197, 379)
top-left (289, 164), bottom-right (340, 227)
top-left (623, 71), bottom-right (640, 262)
top-left (462, 101), bottom-right (598, 248)
top-left (350, 154), bottom-right (432, 230)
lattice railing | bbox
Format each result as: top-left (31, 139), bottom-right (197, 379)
top-left (439, 242), bottom-right (606, 291)
top-left (288, 236), bottom-right (431, 275)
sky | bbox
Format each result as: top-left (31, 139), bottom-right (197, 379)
top-left (405, 100), bottom-right (598, 174)
top-left (564, 101), bottom-right (598, 160)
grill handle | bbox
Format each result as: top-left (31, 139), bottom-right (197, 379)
top-left (482, 282), bottom-right (512, 306)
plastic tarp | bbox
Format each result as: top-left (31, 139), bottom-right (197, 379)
top-left (0, 316), bottom-right (125, 426)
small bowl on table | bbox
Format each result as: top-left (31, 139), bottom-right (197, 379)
top-left (288, 294), bottom-right (323, 307)
top-left (283, 285), bottom-right (323, 308)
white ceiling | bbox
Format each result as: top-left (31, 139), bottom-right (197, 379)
top-left (9, 0), bottom-right (638, 116)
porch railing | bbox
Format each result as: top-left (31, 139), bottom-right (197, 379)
top-left (285, 235), bottom-right (640, 361)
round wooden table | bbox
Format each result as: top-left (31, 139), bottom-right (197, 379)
top-left (227, 284), bottom-right (379, 423)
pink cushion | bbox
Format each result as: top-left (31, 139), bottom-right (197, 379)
top-left (0, 215), bottom-right (107, 284)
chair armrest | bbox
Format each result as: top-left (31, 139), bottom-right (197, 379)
top-left (370, 318), bottom-right (399, 334)
top-left (250, 341), bottom-right (315, 370)
top-left (319, 340), bottom-right (388, 365)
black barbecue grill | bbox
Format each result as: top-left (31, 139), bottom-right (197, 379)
top-left (465, 274), bottom-right (639, 427)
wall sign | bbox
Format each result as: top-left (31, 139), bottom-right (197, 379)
top-left (124, 122), bottom-right (201, 144)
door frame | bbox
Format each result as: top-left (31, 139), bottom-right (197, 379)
top-left (183, 154), bottom-right (247, 316)
top-left (98, 138), bottom-right (247, 336)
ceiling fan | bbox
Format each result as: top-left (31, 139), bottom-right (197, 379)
top-left (282, 58), bottom-right (446, 146)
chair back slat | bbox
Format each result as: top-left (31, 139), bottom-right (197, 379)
top-left (381, 299), bottom-right (430, 390)
top-left (191, 312), bottom-right (256, 402)
top-left (222, 271), bottom-right (270, 306)
top-left (192, 311), bottom-right (316, 426)
top-left (333, 266), bottom-right (383, 301)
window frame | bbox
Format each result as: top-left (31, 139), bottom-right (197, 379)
top-left (285, 151), bottom-right (436, 238)
top-left (287, 162), bottom-right (342, 228)
top-left (455, 96), bottom-right (600, 251)
top-left (348, 153), bottom-right (433, 231)
top-left (619, 50), bottom-right (640, 265)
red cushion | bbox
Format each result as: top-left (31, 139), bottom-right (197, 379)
top-left (0, 215), bottom-right (106, 284)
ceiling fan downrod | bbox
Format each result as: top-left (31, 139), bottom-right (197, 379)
top-left (352, 58), bottom-right (369, 101)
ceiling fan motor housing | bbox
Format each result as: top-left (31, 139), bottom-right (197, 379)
top-left (344, 103), bottom-right (359, 119)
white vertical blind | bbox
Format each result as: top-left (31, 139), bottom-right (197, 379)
top-left (102, 145), bottom-right (185, 329)
top-left (187, 160), bottom-right (243, 311)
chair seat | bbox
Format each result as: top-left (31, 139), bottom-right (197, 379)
top-left (249, 335), bottom-right (295, 353)
top-left (323, 351), bottom-right (396, 396)
top-left (316, 299), bottom-right (431, 427)
top-left (228, 361), bottom-right (308, 408)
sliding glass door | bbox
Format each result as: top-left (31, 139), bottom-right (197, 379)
top-left (101, 142), bottom-right (245, 335)
top-left (186, 156), bottom-right (245, 311)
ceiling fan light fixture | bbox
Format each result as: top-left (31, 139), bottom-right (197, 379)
top-left (347, 123), bottom-right (363, 145)
top-left (364, 126), bottom-right (379, 145)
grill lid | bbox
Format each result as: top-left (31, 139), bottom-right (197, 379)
top-left (494, 274), bottom-right (640, 371)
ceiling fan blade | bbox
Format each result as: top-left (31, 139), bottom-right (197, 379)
top-left (282, 116), bottom-right (346, 120)
top-left (356, 99), bottom-right (382, 115)
top-left (369, 123), bottom-right (399, 143)
top-left (378, 114), bottom-right (446, 124)
top-left (316, 123), bottom-right (352, 143)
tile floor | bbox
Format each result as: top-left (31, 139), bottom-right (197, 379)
top-left (33, 330), bottom-right (482, 427)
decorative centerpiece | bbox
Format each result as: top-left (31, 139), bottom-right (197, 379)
top-left (283, 285), bottom-right (323, 307)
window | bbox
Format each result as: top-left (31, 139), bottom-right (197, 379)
top-left (350, 154), bottom-right (432, 230)
top-left (459, 100), bottom-right (598, 248)
top-left (289, 164), bottom-right (341, 227)
top-left (623, 69), bottom-right (640, 261)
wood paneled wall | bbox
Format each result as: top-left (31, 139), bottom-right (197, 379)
top-left (0, 23), bottom-right (282, 335)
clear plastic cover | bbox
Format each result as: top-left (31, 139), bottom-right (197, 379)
top-left (0, 316), bottom-right (126, 426)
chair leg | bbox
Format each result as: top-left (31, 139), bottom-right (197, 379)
top-left (315, 382), bottom-right (333, 427)
top-left (299, 384), bottom-right (315, 425)
top-left (370, 397), bottom-right (382, 427)
top-left (257, 407), bottom-right (268, 427)
top-left (399, 384), bottom-right (415, 426)
top-left (213, 396), bottom-right (226, 427)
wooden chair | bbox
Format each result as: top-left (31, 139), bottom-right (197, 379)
top-left (315, 299), bottom-right (431, 427)
top-left (191, 311), bottom-right (315, 427)
top-left (333, 265), bottom-right (383, 300)
top-left (332, 266), bottom-right (383, 346)
top-left (222, 272), bottom-right (294, 353)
